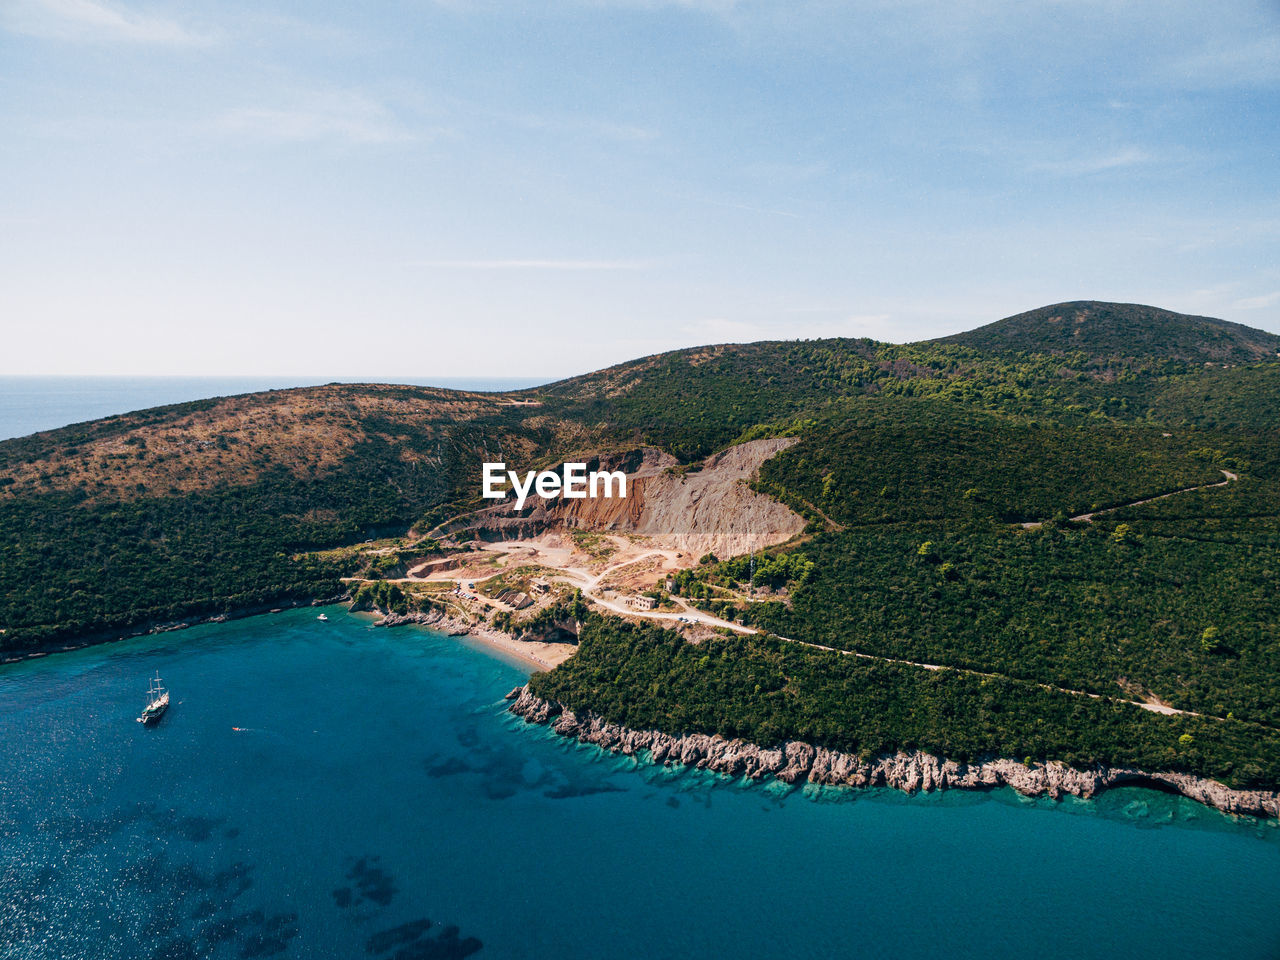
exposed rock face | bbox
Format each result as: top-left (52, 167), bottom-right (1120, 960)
top-left (376, 608), bottom-right (580, 648)
top-left (437, 438), bottom-right (806, 558)
top-left (514, 618), bottom-right (580, 644)
top-left (373, 608), bottom-right (470, 635)
top-left (507, 686), bottom-right (1280, 820)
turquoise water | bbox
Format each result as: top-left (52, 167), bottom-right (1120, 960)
top-left (2, 609), bottom-right (1278, 960)
top-left (0, 376), bottom-right (548, 442)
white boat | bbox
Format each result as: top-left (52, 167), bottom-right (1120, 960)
top-left (136, 671), bottom-right (169, 725)
top-left (317, 613), bottom-right (329, 622)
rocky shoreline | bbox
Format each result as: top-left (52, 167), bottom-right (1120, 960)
top-left (371, 608), bottom-right (469, 633)
top-left (507, 685), bottom-right (1280, 820)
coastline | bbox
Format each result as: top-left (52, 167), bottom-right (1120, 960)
top-left (0, 596), bottom-right (570, 674)
top-left (12, 595), bottom-right (1278, 823)
top-left (0, 595), bottom-right (349, 666)
top-left (506, 685), bottom-right (1280, 821)
top-left (369, 608), bottom-right (573, 671)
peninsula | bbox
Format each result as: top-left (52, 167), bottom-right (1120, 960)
top-left (4, 300), bottom-right (1280, 815)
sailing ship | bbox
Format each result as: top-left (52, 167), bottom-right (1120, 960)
top-left (136, 671), bottom-right (169, 725)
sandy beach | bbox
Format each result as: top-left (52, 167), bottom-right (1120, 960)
top-left (453, 620), bottom-right (575, 671)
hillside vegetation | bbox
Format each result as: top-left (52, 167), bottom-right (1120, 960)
top-left (940, 300), bottom-right (1280, 363)
top-left (0, 385), bottom-right (573, 645)
top-left (531, 617), bottom-right (1280, 790)
top-left (4, 301), bottom-right (1280, 790)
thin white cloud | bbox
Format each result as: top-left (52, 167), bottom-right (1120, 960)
top-left (691, 312), bottom-right (894, 343)
top-left (1170, 35), bottom-right (1280, 89)
top-left (1234, 291), bottom-right (1280, 310)
top-left (458, 0), bottom-right (742, 11)
top-left (424, 0), bottom-right (741, 13)
top-left (842, 313), bottom-right (895, 335)
top-left (587, 122), bottom-right (658, 143)
top-left (741, 159), bottom-right (828, 182)
top-left (413, 259), bottom-right (651, 270)
top-left (215, 92), bottom-right (414, 145)
top-left (1162, 218), bottom-right (1280, 254)
top-left (2, 0), bottom-right (215, 45)
top-left (582, 0), bottom-right (742, 12)
top-left (518, 114), bottom-right (659, 143)
top-left (672, 192), bottom-right (800, 219)
top-left (1032, 147), bottom-right (1154, 177)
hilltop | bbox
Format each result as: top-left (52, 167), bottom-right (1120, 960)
top-left (939, 300), bottom-right (1280, 363)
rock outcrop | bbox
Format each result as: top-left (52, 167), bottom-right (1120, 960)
top-left (506, 686), bottom-right (1280, 820)
top-left (437, 438), bottom-right (806, 558)
top-left (373, 608), bottom-right (470, 635)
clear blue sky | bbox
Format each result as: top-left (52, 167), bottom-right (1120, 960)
top-left (3, 1), bottom-right (1278, 378)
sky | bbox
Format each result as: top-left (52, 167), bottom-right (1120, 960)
top-left (2, 0), bottom-right (1279, 378)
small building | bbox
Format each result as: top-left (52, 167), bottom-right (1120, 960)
top-left (628, 595), bottom-right (658, 611)
top-left (495, 588), bottom-right (533, 610)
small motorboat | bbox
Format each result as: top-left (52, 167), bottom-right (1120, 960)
top-left (317, 613), bottom-right (329, 622)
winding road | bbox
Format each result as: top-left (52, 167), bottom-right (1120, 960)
top-left (1021, 469), bottom-right (1237, 529)
top-left (470, 545), bottom-right (1216, 720)
top-left (407, 468), bottom-right (1248, 726)
top-left (553, 474), bottom-right (1245, 724)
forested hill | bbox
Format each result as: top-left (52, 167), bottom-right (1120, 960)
top-left (3, 298), bottom-right (1280, 655)
top-left (0, 384), bottom-right (576, 649)
top-left (6, 299), bottom-right (1280, 790)
top-left (938, 300), bottom-right (1280, 363)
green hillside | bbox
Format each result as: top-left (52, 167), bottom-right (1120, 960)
top-left (5, 301), bottom-right (1280, 791)
top-left (939, 300), bottom-right (1280, 362)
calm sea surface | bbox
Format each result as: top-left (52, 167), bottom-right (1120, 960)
top-left (1, 609), bottom-right (1278, 960)
top-left (3, 381), bottom-right (1279, 958)
top-left (0, 376), bottom-right (548, 442)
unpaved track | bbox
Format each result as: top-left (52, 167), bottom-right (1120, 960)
top-left (508, 551), bottom-right (1222, 722)
top-left (1022, 469), bottom-right (1238, 529)
top-left (412, 469), bottom-right (1250, 727)
top-left (563, 472), bottom-right (1246, 725)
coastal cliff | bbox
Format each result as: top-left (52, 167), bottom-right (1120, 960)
top-left (507, 685), bottom-right (1280, 820)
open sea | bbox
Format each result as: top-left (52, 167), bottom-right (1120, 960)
top-left (1, 609), bottom-right (1279, 960)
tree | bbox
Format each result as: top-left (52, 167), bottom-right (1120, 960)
top-left (1200, 626), bottom-right (1220, 653)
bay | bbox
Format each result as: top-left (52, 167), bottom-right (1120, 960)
top-left (2, 608), bottom-right (1277, 960)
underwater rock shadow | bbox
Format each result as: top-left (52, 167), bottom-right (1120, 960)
top-left (365, 918), bottom-right (482, 959)
top-left (333, 855), bottom-right (398, 909)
